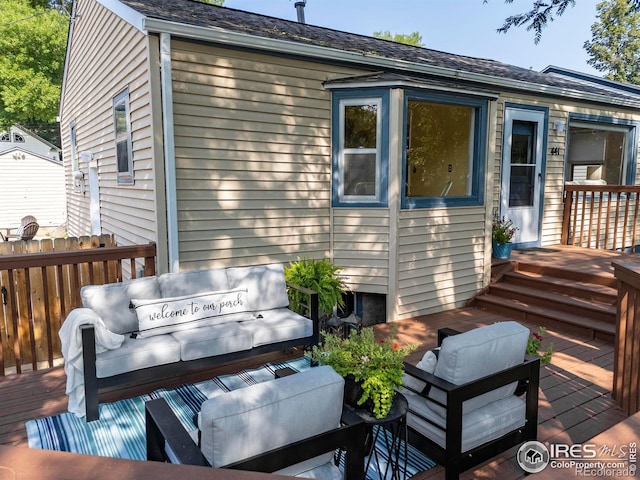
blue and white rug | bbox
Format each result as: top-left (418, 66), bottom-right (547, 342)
top-left (26, 357), bottom-right (435, 479)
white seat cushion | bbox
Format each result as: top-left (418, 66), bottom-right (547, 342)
top-left (405, 391), bottom-right (526, 453)
top-left (170, 322), bottom-right (253, 361)
top-left (427, 321), bottom-right (529, 417)
top-left (242, 308), bottom-right (313, 347)
top-left (198, 365), bottom-right (344, 474)
top-left (96, 334), bottom-right (180, 378)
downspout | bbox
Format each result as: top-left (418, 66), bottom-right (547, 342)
top-left (160, 32), bottom-right (179, 272)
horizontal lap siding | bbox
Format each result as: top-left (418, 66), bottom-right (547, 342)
top-left (171, 41), bottom-right (362, 269)
top-left (60, 0), bottom-right (156, 245)
top-left (396, 208), bottom-right (486, 319)
top-left (333, 209), bottom-right (390, 294)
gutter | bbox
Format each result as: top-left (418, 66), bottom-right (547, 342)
top-left (141, 17), bottom-right (640, 110)
top-left (159, 32), bottom-right (180, 273)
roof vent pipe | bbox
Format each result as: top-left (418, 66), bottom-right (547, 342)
top-left (294, 0), bottom-right (306, 23)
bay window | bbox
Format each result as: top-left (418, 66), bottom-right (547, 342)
top-left (402, 93), bottom-right (487, 208)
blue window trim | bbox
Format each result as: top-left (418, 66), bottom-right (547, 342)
top-left (401, 91), bottom-right (488, 209)
top-left (332, 89), bottom-right (389, 208)
top-left (567, 113), bottom-right (639, 185)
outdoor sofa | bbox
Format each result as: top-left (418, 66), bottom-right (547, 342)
top-left (59, 263), bottom-right (319, 421)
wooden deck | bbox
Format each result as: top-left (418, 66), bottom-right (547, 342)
top-left (1, 246), bottom-right (638, 479)
top-left (0, 308), bottom-right (634, 479)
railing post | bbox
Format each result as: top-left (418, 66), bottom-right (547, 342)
top-left (561, 187), bottom-right (573, 245)
top-left (612, 261), bottom-right (640, 415)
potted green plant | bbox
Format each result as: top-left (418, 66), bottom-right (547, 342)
top-left (308, 326), bottom-right (417, 419)
top-left (284, 257), bottom-right (346, 318)
top-left (492, 216), bottom-right (518, 259)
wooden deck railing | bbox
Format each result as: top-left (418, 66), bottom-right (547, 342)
top-left (0, 239), bottom-right (156, 376)
top-left (612, 261), bottom-right (640, 415)
top-left (562, 185), bottom-right (640, 252)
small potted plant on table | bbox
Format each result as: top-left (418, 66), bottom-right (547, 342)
top-left (308, 326), bottom-right (417, 419)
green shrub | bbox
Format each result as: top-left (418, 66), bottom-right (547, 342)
top-left (284, 257), bottom-right (346, 317)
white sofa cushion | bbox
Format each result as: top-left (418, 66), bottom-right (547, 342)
top-left (158, 268), bottom-right (229, 298)
top-left (426, 321), bottom-right (529, 417)
top-left (95, 334), bottom-right (181, 378)
top-left (405, 391), bottom-right (526, 453)
top-left (170, 322), bottom-right (254, 361)
top-left (132, 288), bottom-right (251, 338)
top-left (81, 276), bottom-right (161, 335)
top-left (226, 263), bottom-right (289, 312)
top-left (242, 308), bottom-right (313, 347)
top-left (198, 365), bottom-right (344, 474)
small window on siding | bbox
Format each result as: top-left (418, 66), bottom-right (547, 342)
top-left (0, 133), bottom-right (9, 142)
top-left (332, 90), bottom-right (389, 207)
top-left (12, 133), bottom-right (25, 143)
top-left (113, 89), bottom-right (133, 184)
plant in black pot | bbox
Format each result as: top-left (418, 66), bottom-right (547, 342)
top-left (284, 257), bottom-right (347, 319)
top-left (307, 326), bottom-right (417, 419)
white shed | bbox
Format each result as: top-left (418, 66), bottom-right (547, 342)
top-left (0, 126), bottom-right (65, 231)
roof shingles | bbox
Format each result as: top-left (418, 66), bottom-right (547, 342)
top-left (118, 0), bottom-right (639, 105)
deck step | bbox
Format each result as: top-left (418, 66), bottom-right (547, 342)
top-left (473, 294), bottom-right (616, 340)
top-left (487, 282), bottom-right (616, 323)
top-left (472, 256), bottom-right (620, 343)
top-left (514, 262), bottom-right (617, 288)
top-left (503, 271), bottom-right (617, 305)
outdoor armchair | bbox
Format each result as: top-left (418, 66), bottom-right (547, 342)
top-left (402, 321), bottom-right (540, 480)
top-left (146, 365), bottom-right (367, 479)
top-left (0, 215), bottom-right (39, 241)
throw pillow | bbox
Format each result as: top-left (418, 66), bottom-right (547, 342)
top-left (132, 288), bottom-right (251, 337)
top-left (416, 348), bottom-right (439, 374)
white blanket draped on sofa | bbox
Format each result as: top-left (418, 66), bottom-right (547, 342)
top-left (59, 308), bottom-right (125, 417)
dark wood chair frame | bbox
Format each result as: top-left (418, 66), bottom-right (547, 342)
top-left (81, 283), bottom-right (319, 421)
top-left (403, 327), bottom-right (540, 480)
top-left (145, 397), bottom-right (368, 480)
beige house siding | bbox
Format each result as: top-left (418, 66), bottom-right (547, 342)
top-left (170, 41), bottom-right (366, 269)
top-left (395, 207), bottom-right (487, 319)
top-left (332, 209), bottom-right (390, 294)
top-left (60, 0), bottom-right (158, 246)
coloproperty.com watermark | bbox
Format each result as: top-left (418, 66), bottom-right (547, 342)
top-left (517, 440), bottom-right (638, 477)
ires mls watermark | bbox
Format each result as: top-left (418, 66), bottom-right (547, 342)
top-left (517, 440), bottom-right (638, 477)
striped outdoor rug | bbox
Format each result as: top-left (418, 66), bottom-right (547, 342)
top-left (26, 357), bottom-right (435, 479)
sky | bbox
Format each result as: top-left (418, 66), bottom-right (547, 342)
top-left (223, 0), bottom-right (603, 76)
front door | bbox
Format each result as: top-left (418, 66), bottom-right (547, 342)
top-left (501, 106), bottom-right (547, 246)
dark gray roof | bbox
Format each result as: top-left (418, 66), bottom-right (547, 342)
top-left (119, 0), bottom-right (639, 106)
